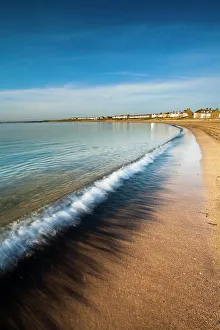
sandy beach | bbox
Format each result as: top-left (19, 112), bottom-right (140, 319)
top-left (1, 121), bottom-right (219, 330)
top-left (62, 121), bottom-right (220, 330)
top-left (169, 120), bottom-right (220, 269)
top-left (1, 0), bottom-right (220, 328)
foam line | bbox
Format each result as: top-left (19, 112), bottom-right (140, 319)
top-left (0, 128), bottom-right (182, 273)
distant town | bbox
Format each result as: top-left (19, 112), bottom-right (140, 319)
top-left (1, 107), bottom-right (220, 124)
top-left (70, 108), bottom-right (220, 121)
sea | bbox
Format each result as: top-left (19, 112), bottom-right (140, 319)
top-left (0, 122), bottom-right (188, 273)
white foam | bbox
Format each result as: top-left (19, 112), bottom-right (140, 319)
top-left (0, 133), bottom-right (180, 273)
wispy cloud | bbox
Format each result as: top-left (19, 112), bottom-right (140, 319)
top-left (0, 76), bottom-right (219, 120)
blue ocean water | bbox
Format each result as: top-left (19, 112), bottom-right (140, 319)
top-left (0, 122), bottom-right (182, 272)
top-left (0, 122), bottom-right (179, 226)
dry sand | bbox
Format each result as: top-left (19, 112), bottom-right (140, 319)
top-left (169, 120), bottom-right (220, 268)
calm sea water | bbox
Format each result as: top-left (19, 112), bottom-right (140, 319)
top-left (0, 122), bottom-right (179, 227)
top-left (0, 122), bottom-right (183, 273)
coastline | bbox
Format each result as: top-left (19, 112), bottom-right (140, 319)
top-left (1, 123), bottom-right (219, 329)
top-left (163, 120), bottom-right (220, 270)
top-left (0, 120), bottom-right (219, 329)
top-left (63, 128), bottom-right (220, 330)
top-left (63, 118), bottom-right (220, 264)
top-left (68, 126), bottom-right (220, 330)
top-left (74, 118), bottom-right (220, 254)
top-left (169, 121), bottom-right (220, 269)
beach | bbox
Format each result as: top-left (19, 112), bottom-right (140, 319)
top-left (1, 0), bottom-right (220, 328)
top-left (62, 121), bottom-right (220, 330)
top-left (0, 121), bottom-right (219, 330)
top-left (169, 120), bottom-right (220, 269)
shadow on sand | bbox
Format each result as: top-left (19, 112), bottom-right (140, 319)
top-left (0, 152), bottom-right (171, 330)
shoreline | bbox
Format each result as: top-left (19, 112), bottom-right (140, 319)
top-left (163, 120), bottom-right (220, 264)
top-left (64, 128), bottom-right (220, 330)
top-left (0, 121), bottom-right (219, 329)
top-left (69, 123), bottom-right (220, 329)
top-left (0, 124), bottom-right (219, 329)
top-left (0, 124), bottom-right (180, 228)
top-left (171, 122), bottom-right (220, 269)
top-left (1, 118), bottom-right (220, 125)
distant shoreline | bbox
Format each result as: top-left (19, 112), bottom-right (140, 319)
top-left (1, 118), bottom-right (220, 124)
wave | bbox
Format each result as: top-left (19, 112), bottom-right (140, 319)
top-left (0, 127), bottom-right (183, 274)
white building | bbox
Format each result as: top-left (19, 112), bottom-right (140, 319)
top-left (128, 114), bottom-right (152, 119)
top-left (169, 111), bottom-right (188, 118)
top-left (112, 115), bottom-right (129, 119)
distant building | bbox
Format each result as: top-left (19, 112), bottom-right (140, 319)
top-left (193, 108), bottom-right (220, 119)
top-left (145, 109), bottom-right (193, 119)
top-left (211, 108), bottom-right (220, 118)
top-left (112, 115), bottom-right (129, 119)
top-left (128, 114), bottom-right (152, 119)
top-left (71, 116), bottom-right (99, 120)
top-left (184, 108), bottom-right (194, 118)
top-left (168, 110), bottom-right (187, 118)
top-left (71, 107), bottom-right (220, 121)
top-left (165, 109), bottom-right (192, 119)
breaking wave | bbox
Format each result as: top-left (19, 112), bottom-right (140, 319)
top-left (0, 127), bottom-right (183, 273)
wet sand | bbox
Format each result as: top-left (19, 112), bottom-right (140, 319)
top-left (1, 126), bottom-right (220, 330)
top-left (168, 120), bottom-right (220, 269)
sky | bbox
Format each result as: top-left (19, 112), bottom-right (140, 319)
top-left (0, 0), bottom-right (220, 120)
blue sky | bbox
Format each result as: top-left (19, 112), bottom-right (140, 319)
top-left (0, 0), bottom-right (220, 120)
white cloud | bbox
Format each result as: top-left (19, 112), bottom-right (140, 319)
top-left (0, 76), bottom-right (220, 120)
